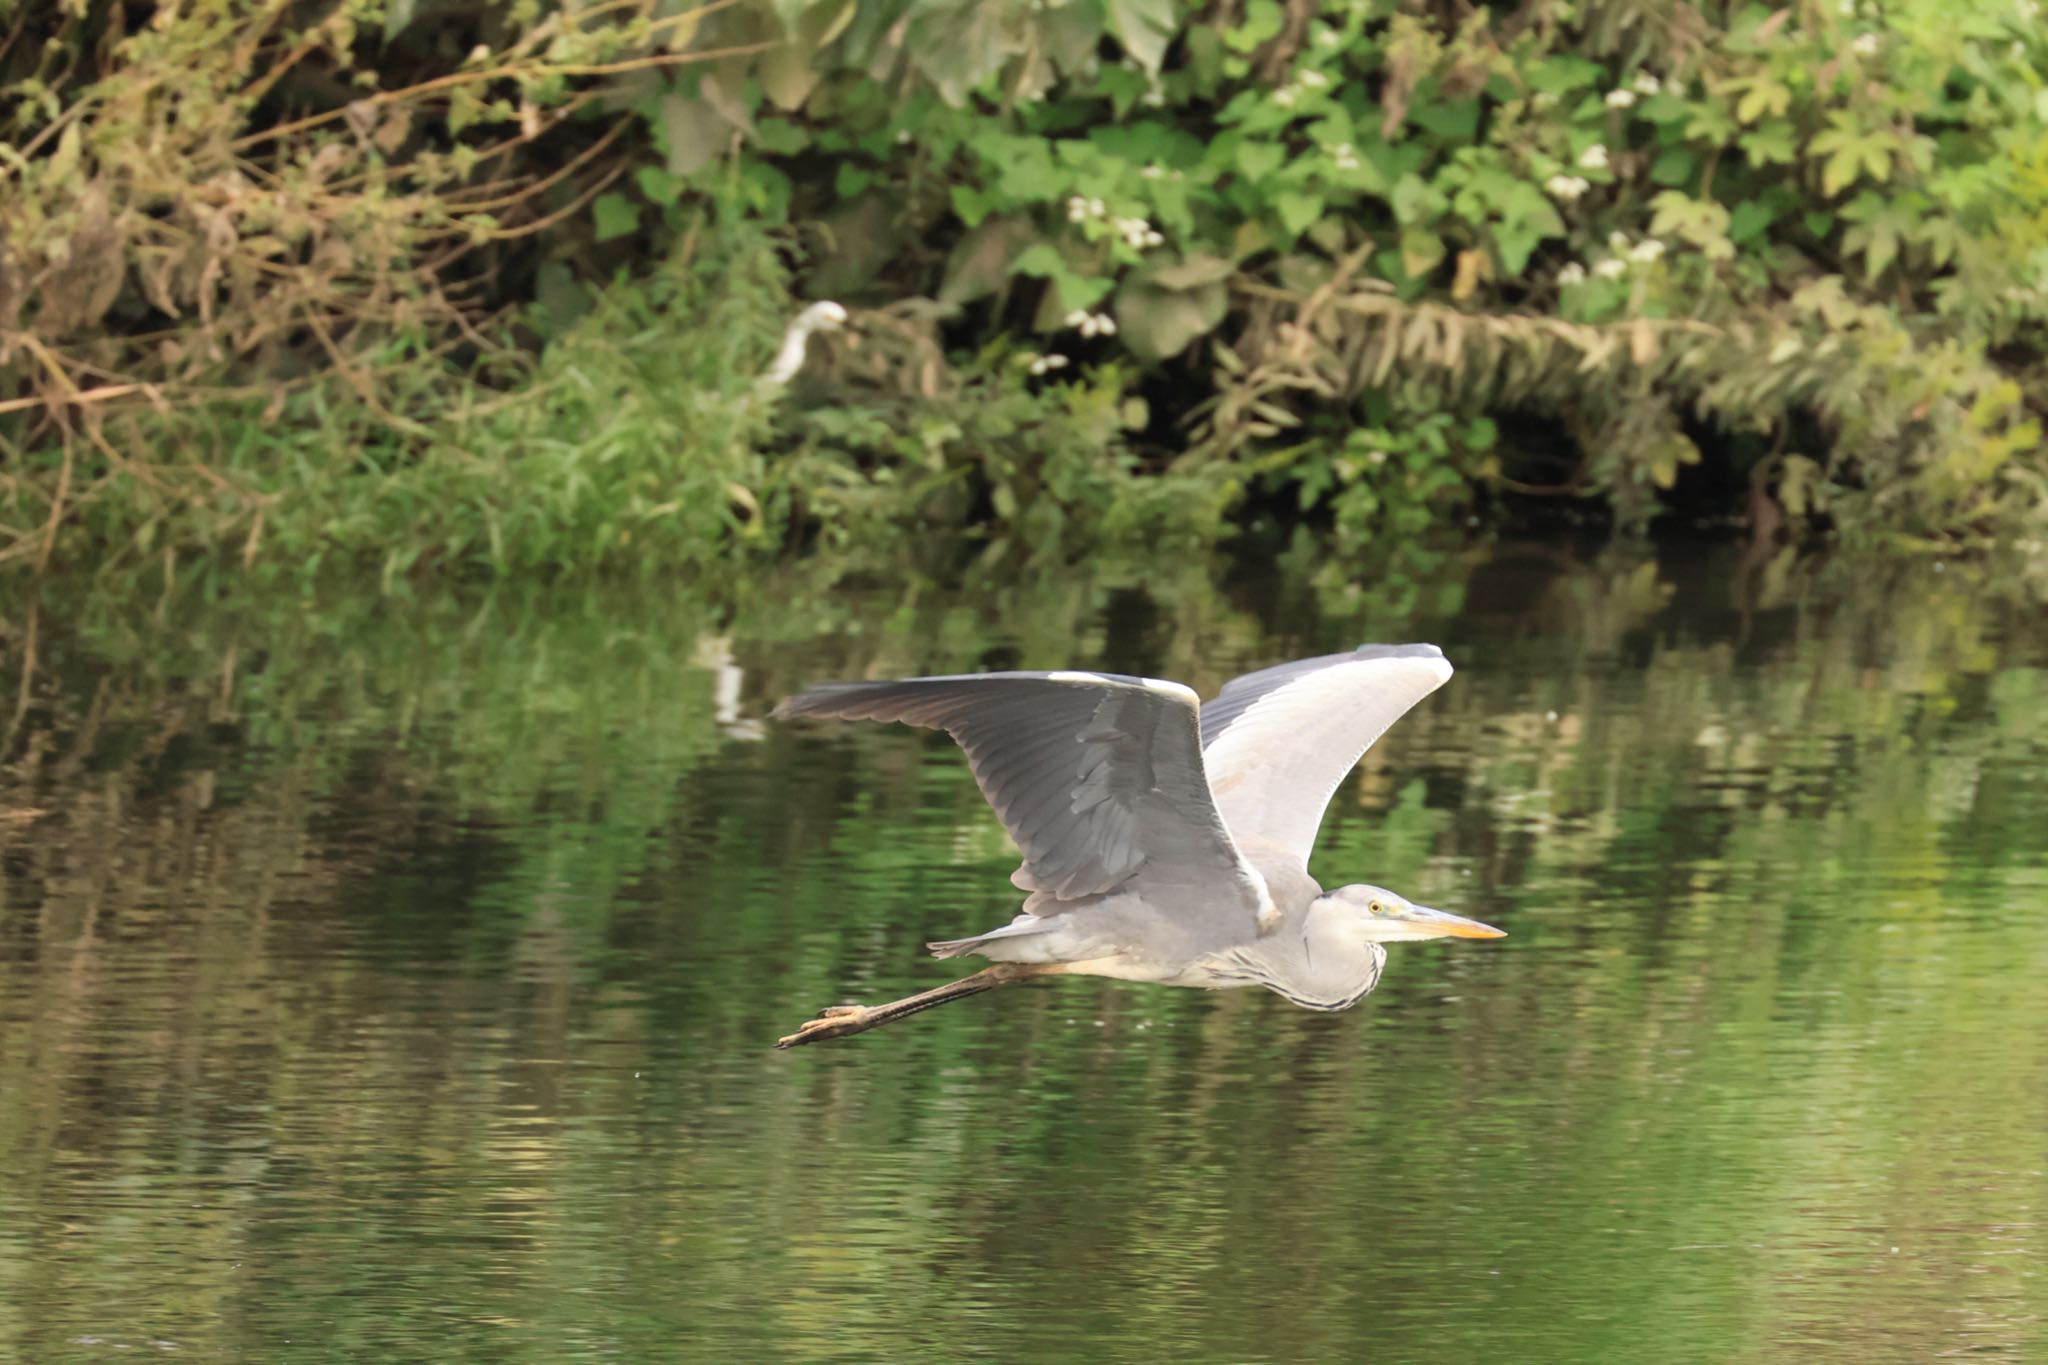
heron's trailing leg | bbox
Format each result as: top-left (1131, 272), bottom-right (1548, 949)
top-left (775, 963), bottom-right (1056, 1049)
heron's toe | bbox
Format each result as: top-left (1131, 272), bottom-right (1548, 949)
top-left (775, 1007), bottom-right (873, 1049)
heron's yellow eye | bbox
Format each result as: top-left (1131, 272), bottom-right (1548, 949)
top-left (1368, 900), bottom-right (1386, 914)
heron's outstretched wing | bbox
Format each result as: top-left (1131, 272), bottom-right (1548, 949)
top-left (777, 672), bottom-right (1272, 919)
top-left (1199, 645), bottom-right (1453, 866)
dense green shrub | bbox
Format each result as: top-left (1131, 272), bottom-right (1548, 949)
top-left (4, 0), bottom-right (2045, 575)
top-left (656, 0), bottom-right (2048, 544)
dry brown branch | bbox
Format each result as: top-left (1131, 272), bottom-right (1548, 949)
top-left (304, 308), bottom-right (431, 436)
top-left (0, 382), bottom-right (147, 417)
top-left (229, 42), bottom-right (775, 151)
top-left (448, 116), bottom-right (632, 213)
top-left (479, 159), bottom-right (629, 240)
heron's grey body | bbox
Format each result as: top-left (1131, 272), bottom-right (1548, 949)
top-left (774, 646), bottom-right (1502, 1048)
top-left (928, 842), bottom-right (1381, 1010)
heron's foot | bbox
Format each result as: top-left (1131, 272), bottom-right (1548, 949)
top-left (775, 1004), bottom-right (873, 1050)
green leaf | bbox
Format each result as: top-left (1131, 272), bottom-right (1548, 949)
top-left (981, 133), bottom-right (1059, 202)
top-left (1390, 174), bottom-right (1447, 226)
top-left (950, 184), bottom-right (995, 227)
top-left (1840, 192), bottom-right (1918, 281)
top-left (755, 118), bottom-right (808, 154)
top-left (1109, 0), bottom-right (1177, 75)
top-left (1149, 253), bottom-right (1234, 288)
top-left (1525, 56), bottom-right (1603, 94)
top-left (1684, 101), bottom-right (1739, 145)
top-left (1149, 176), bottom-right (1195, 236)
top-left (939, 216), bottom-right (1035, 307)
top-left (1731, 76), bottom-right (1791, 125)
top-left (1400, 227), bottom-right (1446, 277)
top-left (1225, 0), bottom-right (1285, 53)
top-left (1010, 244), bottom-right (1067, 278)
top-left (1650, 148), bottom-right (1696, 186)
top-left (634, 167), bottom-right (684, 207)
top-left (1821, 147), bottom-right (1861, 197)
top-left (1500, 182), bottom-right (1564, 239)
top-left (1410, 98), bottom-right (1480, 141)
top-left (1491, 220), bottom-right (1543, 276)
top-left (1115, 278), bottom-right (1228, 359)
top-left (1053, 272), bottom-right (1116, 312)
top-left (1739, 119), bottom-right (1797, 166)
top-left (1274, 191), bottom-right (1324, 237)
top-left (655, 93), bottom-right (729, 176)
top-left (1727, 200), bottom-right (1776, 245)
top-left (1236, 140), bottom-right (1285, 182)
top-left (592, 192), bottom-right (640, 242)
top-left (913, 4), bottom-right (1019, 106)
top-left (47, 123), bottom-right (81, 182)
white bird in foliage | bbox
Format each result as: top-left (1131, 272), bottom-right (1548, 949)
top-left (757, 300), bottom-right (848, 394)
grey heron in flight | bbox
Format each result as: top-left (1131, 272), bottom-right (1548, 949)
top-left (774, 645), bottom-right (1502, 1049)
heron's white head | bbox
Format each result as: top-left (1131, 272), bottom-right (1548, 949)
top-left (792, 300), bottom-right (849, 336)
top-left (1317, 884), bottom-right (1505, 943)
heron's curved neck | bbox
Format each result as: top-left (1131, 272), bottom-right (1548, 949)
top-left (1240, 902), bottom-right (1386, 1012)
top-left (761, 325), bottom-right (816, 389)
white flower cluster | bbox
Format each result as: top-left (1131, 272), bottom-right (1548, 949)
top-left (1065, 308), bottom-right (1117, 338)
top-left (1633, 72), bottom-right (1663, 96)
top-left (1579, 143), bottom-right (1610, 171)
top-left (1068, 196), bottom-right (1163, 249)
top-left (1273, 66), bottom-right (1334, 109)
top-left (1559, 234), bottom-right (1668, 285)
top-left (1546, 173), bottom-right (1592, 202)
top-left (1605, 231), bottom-right (1664, 264)
top-left (1139, 163), bottom-right (1185, 181)
top-left (1852, 32), bottom-right (1880, 56)
top-left (1027, 353), bottom-right (1071, 376)
top-left (1329, 141), bottom-right (1362, 172)
top-left (1115, 215), bottom-right (1165, 249)
top-left (1605, 88), bottom-right (1636, 109)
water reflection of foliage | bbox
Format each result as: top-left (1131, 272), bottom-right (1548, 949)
top-left (0, 546), bottom-right (2043, 1359)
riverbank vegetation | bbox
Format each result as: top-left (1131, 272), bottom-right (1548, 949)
top-left (4, 0), bottom-right (2045, 578)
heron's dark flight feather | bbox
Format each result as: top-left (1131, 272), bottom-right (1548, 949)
top-left (777, 672), bottom-right (1267, 914)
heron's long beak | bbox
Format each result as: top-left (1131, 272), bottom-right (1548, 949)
top-left (1395, 905), bottom-right (1506, 939)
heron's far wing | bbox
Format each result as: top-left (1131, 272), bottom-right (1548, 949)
top-left (777, 672), bottom-right (1272, 918)
top-left (1200, 645), bottom-right (1453, 866)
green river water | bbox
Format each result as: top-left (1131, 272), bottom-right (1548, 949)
top-left (1, 544), bottom-right (2043, 1362)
